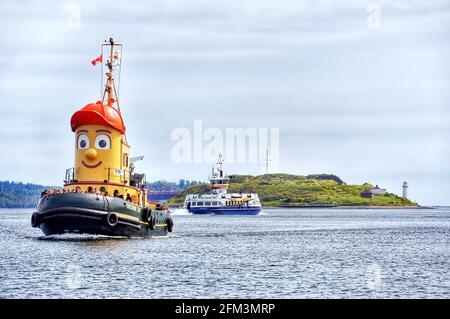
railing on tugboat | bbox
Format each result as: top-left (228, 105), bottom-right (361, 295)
top-left (64, 168), bottom-right (75, 184)
top-left (64, 167), bottom-right (146, 189)
top-left (130, 172), bottom-right (146, 189)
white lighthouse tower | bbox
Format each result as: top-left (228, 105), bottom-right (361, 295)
top-left (402, 181), bottom-right (408, 198)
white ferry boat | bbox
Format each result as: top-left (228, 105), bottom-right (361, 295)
top-left (183, 155), bottom-right (262, 215)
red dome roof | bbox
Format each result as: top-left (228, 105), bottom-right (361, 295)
top-left (70, 101), bottom-right (126, 134)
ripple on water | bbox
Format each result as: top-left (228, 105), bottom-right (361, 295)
top-left (0, 207), bottom-right (449, 298)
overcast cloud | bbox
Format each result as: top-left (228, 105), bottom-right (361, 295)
top-left (0, 0), bottom-right (449, 205)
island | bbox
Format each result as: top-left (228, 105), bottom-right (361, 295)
top-left (0, 174), bottom-right (418, 209)
top-left (169, 173), bottom-right (418, 208)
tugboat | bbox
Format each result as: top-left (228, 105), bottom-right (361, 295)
top-left (183, 154), bottom-right (262, 215)
top-left (31, 38), bottom-right (173, 237)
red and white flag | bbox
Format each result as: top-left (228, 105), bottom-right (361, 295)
top-left (91, 54), bottom-right (102, 66)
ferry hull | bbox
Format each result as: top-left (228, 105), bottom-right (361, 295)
top-left (32, 192), bottom-right (172, 237)
top-left (188, 206), bottom-right (261, 215)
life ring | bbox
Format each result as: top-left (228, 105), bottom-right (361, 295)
top-left (31, 212), bottom-right (40, 228)
top-left (167, 217), bottom-right (174, 232)
top-left (106, 212), bottom-right (118, 227)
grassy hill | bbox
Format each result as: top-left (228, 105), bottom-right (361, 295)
top-left (169, 173), bottom-right (418, 207)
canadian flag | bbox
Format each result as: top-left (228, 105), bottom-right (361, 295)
top-left (91, 54), bottom-right (102, 66)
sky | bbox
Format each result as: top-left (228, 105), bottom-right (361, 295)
top-left (0, 0), bottom-right (449, 205)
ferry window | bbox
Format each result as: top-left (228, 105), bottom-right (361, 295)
top-left (205, 202), bottom-right (211, 206)
top-left (192, 202), bottom-right (197, 206)
top-left (197, 202), bottom-right (203, 206)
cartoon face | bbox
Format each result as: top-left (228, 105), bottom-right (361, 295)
top-left (74, 124), bottom-right (123, 182)
top-left (77, 130), bottom-right (111, 169)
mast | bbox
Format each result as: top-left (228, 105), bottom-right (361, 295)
top-left (264, 148), bottom-right (271, 174)
top-left (217, 153), bottom-right (224, 177)
top-left (101, 37), bottom-right (122, 110)
top-left (209, 154), bottom-right (228, 194)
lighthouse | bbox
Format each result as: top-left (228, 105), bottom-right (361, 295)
top-left (402, 181), bottom-right (408, 198)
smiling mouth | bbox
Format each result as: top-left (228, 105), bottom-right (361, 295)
top-left (82, 160), bottom-right (103, 169)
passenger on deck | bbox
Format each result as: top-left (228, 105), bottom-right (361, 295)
top-left (126, 193), bottom-right (132, 202)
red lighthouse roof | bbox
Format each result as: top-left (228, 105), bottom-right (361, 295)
top-left (70, 101), bottom-right (126, 134)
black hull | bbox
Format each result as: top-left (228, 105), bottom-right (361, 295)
top-left (32, 192), bottom-right (172, 237)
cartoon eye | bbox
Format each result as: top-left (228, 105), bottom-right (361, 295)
top-left (77, 134), bottom-right (89, 149)
top-left (95, 134), bottom-right (111, 149)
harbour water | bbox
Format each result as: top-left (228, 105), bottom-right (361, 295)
top-left (0, 207), bottom-right (449, 298)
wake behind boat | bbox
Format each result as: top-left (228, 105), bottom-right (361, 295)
top-left (183, 155), bottom-right (262, 215)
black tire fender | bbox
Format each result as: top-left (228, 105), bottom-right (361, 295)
top-left (167, 217), bottom-right (174, 232)
top-left (148, 212), bottom-right (155, 230)
top-left (106, 212), bottom-right (118, 227)
top-left (31, 212), bottom-right (40, 228)
top-left (142, 207), bottom-right (151, 223)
